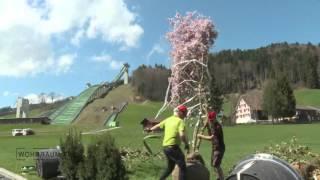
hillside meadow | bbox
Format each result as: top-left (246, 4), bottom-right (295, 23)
top-left (0, 101), bottom-right (319, 179)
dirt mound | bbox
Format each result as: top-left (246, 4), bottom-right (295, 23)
top-left (74, 85), bottom-right (135, 125)
top-left (172, 152), bottom-right (210, 180)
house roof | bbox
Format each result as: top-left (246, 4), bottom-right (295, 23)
top-left (296, 105), bottom-right (320, 111)
top-left (238, 91), bottom-right (320, 112)
top-left (239, 90), bottom-right (263, 110)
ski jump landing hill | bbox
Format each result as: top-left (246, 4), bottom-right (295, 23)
top-left (49, 64), bottom-right (129, 126)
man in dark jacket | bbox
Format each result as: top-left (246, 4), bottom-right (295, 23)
top-left (198, 111), bottom-right (225, 180)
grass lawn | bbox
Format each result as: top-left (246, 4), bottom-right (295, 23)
top-left (294, 88), bottom-right (320, 107)
top-left (0, 101), bottom-right (319, 180)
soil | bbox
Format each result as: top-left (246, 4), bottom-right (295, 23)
top-left (172, 152), bottom-right (210, 180)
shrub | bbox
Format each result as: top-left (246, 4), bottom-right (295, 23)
top-left (259, 137), bottom-right (320, 179)
top-left (78, 133), bottom-right (127, 180)
top-left (78, 142), bottom-right (98, 180)
top-left (260, 136), bottom-right (318, 163)
top-left (59, 129), bottom-right (84, 180)
top-left (95, 133), bottom-right (127, 180)
top-left (60, 131), bottom-right (127, 180)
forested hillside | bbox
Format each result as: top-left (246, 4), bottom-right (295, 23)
top-left (131, 42), bottom-right (320, 101)
top-left (131, 64), bottom-right (170, 101)
top-left (208, 42), bottom-right (320, 93)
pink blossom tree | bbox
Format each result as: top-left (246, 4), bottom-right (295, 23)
top-left (156, 12), bottom-right (218, 152)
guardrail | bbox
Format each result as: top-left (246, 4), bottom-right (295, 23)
top-left (0, 117), bottom-right (50, 124)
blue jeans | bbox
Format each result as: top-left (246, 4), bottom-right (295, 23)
top-left (160, 145), bottom-right (186, 180)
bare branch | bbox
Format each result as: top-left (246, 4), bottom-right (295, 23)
top-left (173, 59), bottom-right (207, 68)
top-left (155, 80), bottom-right (172, 119)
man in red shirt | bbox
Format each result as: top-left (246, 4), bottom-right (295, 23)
top-left (198, 111), bottom-right (225, 180)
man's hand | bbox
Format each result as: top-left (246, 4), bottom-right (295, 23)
top-left (197, 134), bottom-right (213, 140)
top-left (145, 128), bottom-right (152, 133)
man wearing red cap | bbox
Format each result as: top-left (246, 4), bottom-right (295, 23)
top-left (198, 111), bottom-right (225, 180)
top-left (149, 105), bottom-right (189, 180)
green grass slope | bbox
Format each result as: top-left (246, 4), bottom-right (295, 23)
top-left (51, 85), bottom-right (100, 124)
top-left (74, 84), bottom-right (135, 125)
top-left (2, 88), bottom-right (320, 121)
top-left (0, 101), bottom-right (320, 179)
top-left (294, 88), bottom-right (320, 107)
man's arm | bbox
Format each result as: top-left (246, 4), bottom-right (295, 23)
top-left (179, 130), bottom-right (188, 145)
top-left (179, 130), bottom-right (189, 152)
top-left (197, 134), bottom-right (214, 141)
top-left (150, 123), bottom-right (162, 131)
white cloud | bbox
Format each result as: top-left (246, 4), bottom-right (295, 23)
top-left (2, 91), bottom-right (19, 97)
top-left (91, 54), bottom-right (123, 70)
top-left (24, 94), bottom-right (40, 104)
top-left (0, 0), bottom-right (143, 77)
top-left (85, 0), bottom-right (144, 48)
top-left (146, 43), bottom-right (165, 62)
top-left (3, 91), bottom-right (10, 97)
top-left (0, 27), bottom-right (75, 76)
top-left (0, 0), bottom-right (143, 46)
top-left (55, 54), bottom-right (76, 74)
top-left (0, 27), bottom-right (51, 77)
top-left (24, 93), bottom-right (65, 104)
top-left (71, 29), bottom-right (85, 46)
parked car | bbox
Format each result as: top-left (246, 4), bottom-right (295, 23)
top-left (22, 128), bottom-right (34, 136)
top-left (12, 129), bottom-right (23, 136)
top-left (12, 128), bottom-right (34, 136)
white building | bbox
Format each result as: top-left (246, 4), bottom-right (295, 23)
top-left (16, 97), bottom-right (29, 118)
top-left (234, 90), bottom-right (268, 124)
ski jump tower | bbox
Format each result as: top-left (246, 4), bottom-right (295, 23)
top-left (123, 63), bottom-right (129, 84)
top-left (113, 63), bottom-right (129, 84)
top-left (16, 97), bottom-right (29, 118)
top-left (50, 63), bottom-right (130, 125)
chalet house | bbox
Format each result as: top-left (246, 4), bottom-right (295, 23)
top-left (234, 90), bottom-right (267, 124)
top-left (234, 90), bottom-right (320, 124)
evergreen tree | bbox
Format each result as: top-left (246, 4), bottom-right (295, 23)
top-left (262, 79), bottom-right (281, 123)
top-left (207, 76), bottom-right (223, 113)
top-left (305, 55), bottom-right (319, 88)
top-left (78, 142), bottom-right (98, 180)
top-left (263, 76), bottom-right (296, 123)
top-left (59, 129), bottom-right (84, 180)
top-left (95, 133), bottom-right (127, 180)
top-left (276, 75), bottom-right (296, 118)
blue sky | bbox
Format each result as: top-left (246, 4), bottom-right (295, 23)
top-left (0, 0), bottom-right (320, 107)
